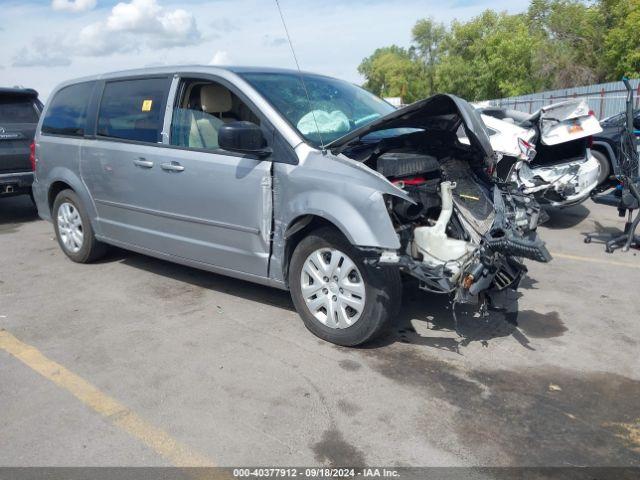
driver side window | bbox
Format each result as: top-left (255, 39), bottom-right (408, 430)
top-left (170, 80), bottom-right (260, 151)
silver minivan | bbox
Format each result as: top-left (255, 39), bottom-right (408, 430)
top-left (33, 66), bottom-right (551, 346)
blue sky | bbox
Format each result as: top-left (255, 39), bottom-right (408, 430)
top-left (0, 0), bottom-right (531, 99)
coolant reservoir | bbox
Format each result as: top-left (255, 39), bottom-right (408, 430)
top-left (412, 181), bottom-right (474, 268)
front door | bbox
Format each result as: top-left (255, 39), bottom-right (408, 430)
top-left (145, 146), bottom-right (272, 276)
top-left (82, 75), bottom-right (272, 277)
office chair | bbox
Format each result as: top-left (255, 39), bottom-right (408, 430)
top-left (585, 78), bottom-right (640, 253)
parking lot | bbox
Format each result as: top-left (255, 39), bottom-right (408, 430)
top-left (1, 194), bottom-right (639, 467)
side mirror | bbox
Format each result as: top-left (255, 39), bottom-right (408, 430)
top-left (218, 121), bottom-right (271, 158)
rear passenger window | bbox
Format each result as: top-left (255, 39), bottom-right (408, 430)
top-left (97, 78), bottom-right (170, 143)
top-left (41, 82), bottom-right (94, 137)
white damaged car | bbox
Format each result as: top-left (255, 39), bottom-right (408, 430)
top-left (478, 101), bottom-right (604, 207)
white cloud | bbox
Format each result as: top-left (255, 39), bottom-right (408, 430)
top-left (209, 51), bottom-right (230, 65)
top-left (51, 0), bottom-right (97, 12)
top-left (101, 0), bottom-right (201, 47)
top-left (14, 0), bottom-right (202, 65)
top-left (12, 37), bottom-right (71, 67)
top-left (106, 0), bottom-right (161, 31)
top-left (157, 8), bottom-right (201, 46)
top-left (77, 22), bottom-right (132, 56)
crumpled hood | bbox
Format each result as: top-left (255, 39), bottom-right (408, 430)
top-left (326, 94), bottom-right (495, 161)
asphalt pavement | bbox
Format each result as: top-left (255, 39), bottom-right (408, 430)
top-left (1, 195), bottom-right (638, 467)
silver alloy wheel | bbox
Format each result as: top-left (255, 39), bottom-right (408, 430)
top-left (300, 248), bottom-right (366, 329)
top-left (57, 202), bottom-right (84, 254)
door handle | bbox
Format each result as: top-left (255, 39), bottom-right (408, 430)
top-left (134, 158), bottom-right (154, 168)
top-left (161, 161), bottom-right (185, 172)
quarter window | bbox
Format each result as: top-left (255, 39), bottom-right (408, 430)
top-left (97, 78), bottom-right (170, 143)
top-left (41, 82), bottom-right (95, 137)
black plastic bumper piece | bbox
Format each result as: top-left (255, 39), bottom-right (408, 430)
top-left (486, 232), bottom-right (552, 263)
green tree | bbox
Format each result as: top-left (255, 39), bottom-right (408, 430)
top-left (411, 18), bottom-right (446, 95)
top-left (357, 46), bottom-right (428, 103)
top-left (435, 11), bottom-right (545, 100)
top-left (527, 0), bottom-right (607, 87)
top-left (604, 0), bottom-right (640, 79)
top-left (357, 0), bottom-right (639, 103)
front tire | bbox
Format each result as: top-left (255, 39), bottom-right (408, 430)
top-left (289, 227), bottom-right (401, 346)
top-left (53, 189), bottom-right (106, 263)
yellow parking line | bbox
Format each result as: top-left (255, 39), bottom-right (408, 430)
top-left (0, 329), bottom-right (214, 467)
top-left (551, 252), bottom-right (640, 269)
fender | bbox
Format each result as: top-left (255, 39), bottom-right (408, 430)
top-left (268, 148), bottom-right (407, 284)
top-left (37, 166), bottom-right (102, 235)
top-left (276, 148), bottom-right (406, 248)
top-left (281, 189), bottom-right (398, 248)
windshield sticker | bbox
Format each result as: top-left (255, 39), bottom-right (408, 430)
top-left (141, 100), bottom-right (153, 112)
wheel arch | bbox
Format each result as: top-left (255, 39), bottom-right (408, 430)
top-left (591, 141), bottom-right (617, 174)
top-left (45, 169), bottom-right (101, 235)
top-left (280, 215), bottom-right (348, 287)
top-left (48, 180), bottom-right (73, 213)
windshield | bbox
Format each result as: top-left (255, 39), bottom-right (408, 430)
top-left (240, 72), bottom-right (396, 147)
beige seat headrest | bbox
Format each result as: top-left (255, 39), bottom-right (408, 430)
top-left (200, 84), bottom-right (232, 113)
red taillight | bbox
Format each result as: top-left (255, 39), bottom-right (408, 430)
top-left (588, 110), bottom-right (596, 117)
top-left (29, 141), bottom-right (36, 171)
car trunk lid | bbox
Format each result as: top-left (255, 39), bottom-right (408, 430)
top-left (526, 100), bottom-right (602, 146)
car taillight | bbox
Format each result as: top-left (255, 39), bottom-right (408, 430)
top-left (29, 141), bottom-right (36, 171)
top-left (587, 136), bottom-right (593, 148)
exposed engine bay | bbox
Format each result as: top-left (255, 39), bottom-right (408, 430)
top-left (371, 151), bottom-right (549, 307)
top-left (329, 94), bottom-right (552, 310)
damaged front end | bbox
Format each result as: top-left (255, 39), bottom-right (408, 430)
top-left (378, 158), bottom-right (550, 311)
top-left (328, 94), bottom-right (551, 310)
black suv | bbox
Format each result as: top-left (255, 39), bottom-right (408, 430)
top-left (591, 109), bottom-right (640, 188)
top-left (0, 87), bottom-right (43, 198)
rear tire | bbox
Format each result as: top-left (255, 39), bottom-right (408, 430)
top-left (591, 150), bottom-right (611, 186)
top-left (53, 189), bottom-right (107, 263)
top-left (289, 227), bottom-right (401, 346)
